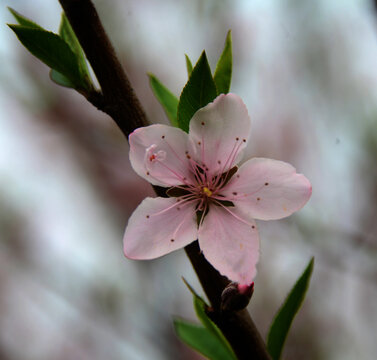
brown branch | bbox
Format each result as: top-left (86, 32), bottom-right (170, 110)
top-left (58, 0), bottom-right (148, 137)
top-left (59, 0), bottom-right (270, 358)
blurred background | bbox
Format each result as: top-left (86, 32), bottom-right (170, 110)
top-left (1, 0), bottom-right (377, 359)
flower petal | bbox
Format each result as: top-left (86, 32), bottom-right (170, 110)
top-left (222, 158), bottom-right (312, 220)
top-left (189, 94), bottom-right (251, 176)
top-left (124, 197), bottom-right (198, 259)
top-left (198, 205), bottom-right (259, 285)
top-left (129, 124), bottom-right (193, 187)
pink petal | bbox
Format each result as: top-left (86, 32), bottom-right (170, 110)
top-left (198, 205), bottom-right (259, 285)
top-left (129, 124), bottom-right (193, 187)
top-left (189, 94), bottom-right (251, 176)
top-left (124, 197), bottom-right (198, 259)
top-left (222, 158), bottom-right (312, 220)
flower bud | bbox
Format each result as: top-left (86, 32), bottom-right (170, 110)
top-left (221, 282), bottom-right (254, 312)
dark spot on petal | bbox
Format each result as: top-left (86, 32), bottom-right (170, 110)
top-left (257, 197), bottom-right (261, 201)
top-left (177, 207), bottom-right (180, 210)
top-left (170, 239), bottom-right (175, 242)
top-left (236, 175), bottom-right (240, 178)
top-left (265, 182), bottom-right (269, 186)
top-left (232, 192), bottom-right (238, 195)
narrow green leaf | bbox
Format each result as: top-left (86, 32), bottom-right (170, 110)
top-left (177, 51), bottom-right (217, 132)
top-left (8, 7), bottom-right (43, 29)
top-left (182, 278), bottom-right (237, 359)
top-left (8, 25), bottom-right (89, 91)
top-left (58, 12), bottom-right (91, 83)
top-left (185, 54), bottom-right (193, 77)
top-left (214, 30), bottom-right (232, 94)
top-left (174, 319), bottom-right (235, 360)
top-left (148, 73), bottom-right (179, 126)
top-left (267, 257), bottom-right (314, 360)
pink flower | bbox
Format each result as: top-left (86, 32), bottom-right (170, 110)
top-left (123, 94), bottom-right (311, 285)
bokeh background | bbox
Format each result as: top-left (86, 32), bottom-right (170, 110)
top-left (1, 0), bottom-right (377, 359)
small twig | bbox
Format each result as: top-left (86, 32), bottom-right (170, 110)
top-left (59, 1), bottom-right (270, 358)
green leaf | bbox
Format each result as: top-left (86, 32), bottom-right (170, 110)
top-left (174, 319), bottom-right (235, 360)
top-left (182, 278), bottom-right (237, 359)
top-left (177, 51), bottom-right (217, 132)
top-left (267, 257), bottom-right (314, 360)
top-left (58, 12), bottom-right (91, 83)
top-left (214, 30), bottom-right (232, 95)
top-left (8, 25), bottom-right (89, 91)
top-left (185, 54), bottom-right (193, 77)
top-left (148, 73), bottom-right (179, 127)
top-left (8, 7), bottom-right (43, 29)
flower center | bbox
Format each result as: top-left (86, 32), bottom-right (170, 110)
top-left (202, 186), bottom-right (212, 197)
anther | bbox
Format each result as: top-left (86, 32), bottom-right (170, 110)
top-left (243, 139), bottom-right (246, 142)
top-left (170, 239), bottom-right (175, 242)
top-left (186, 154), bottom-right (191, 159)
top-left (265, 182), bottom-right (269, 186)
top-left (149, 154), bottom-right (156, 162)
top-left (161, 135), bottom-right (165, 139)
top-left (232, 192), bottom-right (238, 195)
top-left (218, 160), bottom-right (221, 164)
top-left (146, 215), bottom-right (150, 218)
top-left (201, 122), bottom-right (205, 125)
top-left (257, 197), bottom-right (260, 201)
top-left (146, 171), bottom-right (150, 175)
top-left (252, 225), bottom-right (255, 229)
top-left (236, 137), bottom-right (239, 141)
top-left (198, 141), bottom-right (201, 145)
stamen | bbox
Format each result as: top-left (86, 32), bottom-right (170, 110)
top-left (152, 159), bottom-right (190, 185)
top-left (213, 200), bottom-right (255, 227)
top-left (149, 197), bottom-right (198, 217)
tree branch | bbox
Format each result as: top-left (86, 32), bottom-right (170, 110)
top-left (58, 0), bottom-right (148, 137)
top-left (59, 0), bottom-right (270, 358)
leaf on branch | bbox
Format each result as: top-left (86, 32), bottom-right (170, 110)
top-left (179, 278), bottom-right (237, 360)
top-left (58, 12), bottom-right (91, 83)
top-left (8, 7), bottom-right (42, 29)
top-left (214, 30), bottom-right (232, 95)
top-left (185, 54), bottom-right (193, 77)
top-left (177, 51), bottom-right (217, 132)
top-left (174, 319), bottom-right (235, 360)
top-left (148, 73), bottom-right (179, 127)
top-left (267, 257), bottom-right (314, 360)
top-left (8, 9), bottom-right (91, 92)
